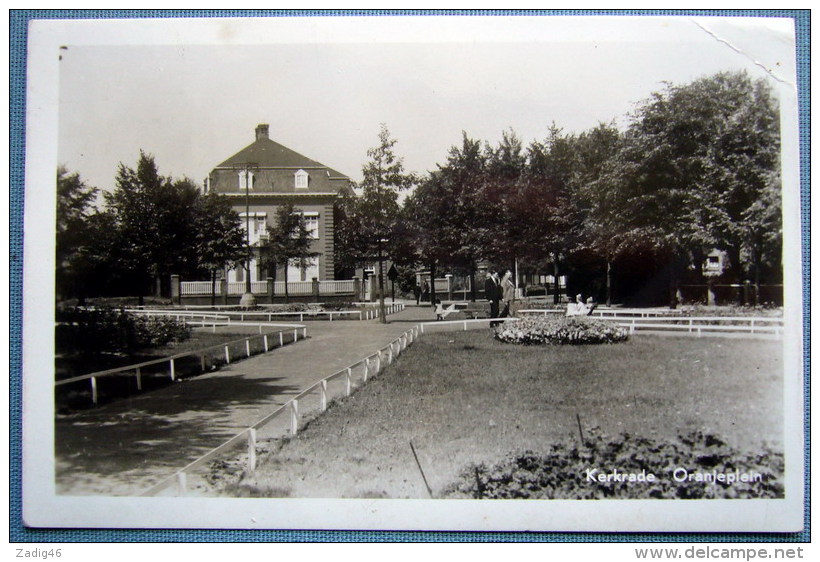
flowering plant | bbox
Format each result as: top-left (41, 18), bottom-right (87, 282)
top-left (493, 315), bottom-right (629, 345)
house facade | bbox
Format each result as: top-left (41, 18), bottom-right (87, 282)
top-left (206, 124), bottom-right (352, 283)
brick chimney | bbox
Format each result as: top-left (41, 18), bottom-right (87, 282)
top-left (255, 124), bottom-right (269, 141)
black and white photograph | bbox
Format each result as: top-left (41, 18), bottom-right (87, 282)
top-left (19, 14), bottom-right (805, 533)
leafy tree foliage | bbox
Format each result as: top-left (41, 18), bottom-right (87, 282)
top-left (260, 202), bottom-right (321, 302)
top-left (598, 71), bottom-right (782, 306)
top-left (102, 151), bottom-right (206, 302)
top-left (404, 132), bottom-right (487, 300)
top-left (193, 192), bottom-right (247, 304)
top-left (353, 124), bottom-right (416, 314)
top-left (56, 166), bottom-right (98, 301)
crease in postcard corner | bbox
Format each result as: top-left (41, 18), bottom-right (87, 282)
top-left (690, 19), bottom-right (794, 87)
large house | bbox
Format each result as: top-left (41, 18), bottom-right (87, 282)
top-left (205, 124), bottom-right (352, 284)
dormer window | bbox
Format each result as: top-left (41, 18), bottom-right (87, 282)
top-left (238, 170), bottom-right (255, 190)
top-left (295, 169), bottom-right (309, 189)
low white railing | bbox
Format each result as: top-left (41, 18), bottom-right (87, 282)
top-left (56, 322), bottom-right (309, 406)
top-left (512, 310), bottom-right (782, 336)
top-left (610, 316), bottom-right (783, 336)
top-left (142, 324), bottom-right (421, 497)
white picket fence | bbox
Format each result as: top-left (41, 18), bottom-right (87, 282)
top-left (181, 279), bottom-right (356, 297)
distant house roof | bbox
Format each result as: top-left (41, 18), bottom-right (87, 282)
top-left (216, 124), bottom-right (349, 180)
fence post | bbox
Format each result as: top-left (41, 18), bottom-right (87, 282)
top-left (346, 368), bottom-right (352, 396)
top-left (136, 367), bottom-right (142, 391)
top-left (303, 327), bottom-right (307, 339)
top-left (176, 472), bottom-right (187, 496)
top-left (293, 328), bottom-right (298, 342)
top-left (171, 274), bottom-right (181, 305)
top-left (247, 428), bottom-right (257, 473)
top-left (263, 334), bottom-right (269, 352)
top-left (225, 345), bottom-right (231, 364)
top-left (169, 358), bottom-right (176, 381)
top-left (320, 380), bottom-right (328, 412)
top-left (312, 277), bottom-right (320, 301)
top-left (290, 400), bottom-right (299, 435)
top-left (363, 360), bottom-right (369, 382)
top-left (246, 339), bottom-right (251, 357)
top-left (279, 332), bottom-right (284, 347)
top-left (267, 276), bottom-right (274, 304)
top-left (90, 376), bottom-right (98, 405)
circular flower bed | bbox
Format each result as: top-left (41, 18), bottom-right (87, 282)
top-left (494, 315), bottom-right (629, 345)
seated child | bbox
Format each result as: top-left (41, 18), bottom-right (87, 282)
top-left (435, 299), bottom-right (444, 321)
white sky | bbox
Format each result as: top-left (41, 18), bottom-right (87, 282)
top-left (54, 16), bottom-right (795, 193)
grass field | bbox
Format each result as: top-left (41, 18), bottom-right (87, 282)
top-left (225, 331), bottom-right (783, 499)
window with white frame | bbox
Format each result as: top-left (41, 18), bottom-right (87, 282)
top-left (238, 170), bottom-right (255, 190)
top-left (238, 212), bottom-right (268, 245)
top-left (294, 169), bottom-right (309, 189)
top-left (302, 212), bottom-right (319, 239)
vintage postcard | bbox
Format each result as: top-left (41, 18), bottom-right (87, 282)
top-left (20, 14), bottom-right (804, 532)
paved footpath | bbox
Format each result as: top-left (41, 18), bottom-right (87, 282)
top-left (55, 304), bottom-right (438, 496)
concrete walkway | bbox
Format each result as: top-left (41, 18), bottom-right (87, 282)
top-left (55, 304), bottom-right (439, 496)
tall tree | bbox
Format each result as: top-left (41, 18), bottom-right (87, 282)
top-left (605, 71), bottom-right (782, 307)
top-left (103, 151), bottom-right (200, 303)
top-left (261, 202), bottom-right (321, 302)
top-left (480, 129), bottom-right (526, 267)
top-left (574, 123), bottom-right (625, 305)
top-left (405, 132), bottom-right (488, 300)
top-left (333, 188), bottom-right (370, 279)
top-left (512, 125), bottom-right (580, 302)
top-left (56, 166), bottom-right (98, 302)
top-left (358, 124), bottom-right (415, 320)
top-left (193, 192), bottom-right (247, 305)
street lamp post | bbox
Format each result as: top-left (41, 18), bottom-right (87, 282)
top-left (235, 162), bottom-right (258, 308)
top-left (377, 236), bottom-right (387, 324)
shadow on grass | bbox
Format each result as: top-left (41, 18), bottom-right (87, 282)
top-left (55, 373), bottom-right (300, 491)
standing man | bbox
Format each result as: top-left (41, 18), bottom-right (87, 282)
top-left (499, 269), bottom-right (515, 318)
top-left (485, 270), bottom-right (500, 324)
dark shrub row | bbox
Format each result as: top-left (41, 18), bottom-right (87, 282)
top-left (446, 430), bottom-right (784, 499)
top-left (56, 308), bottom-right (191, 355)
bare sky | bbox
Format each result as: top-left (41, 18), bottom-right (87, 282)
top-left (55, 16), bottom-right (794, 192)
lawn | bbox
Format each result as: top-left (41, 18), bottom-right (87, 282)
top-left (226, 331), bottom-right (783, 499)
